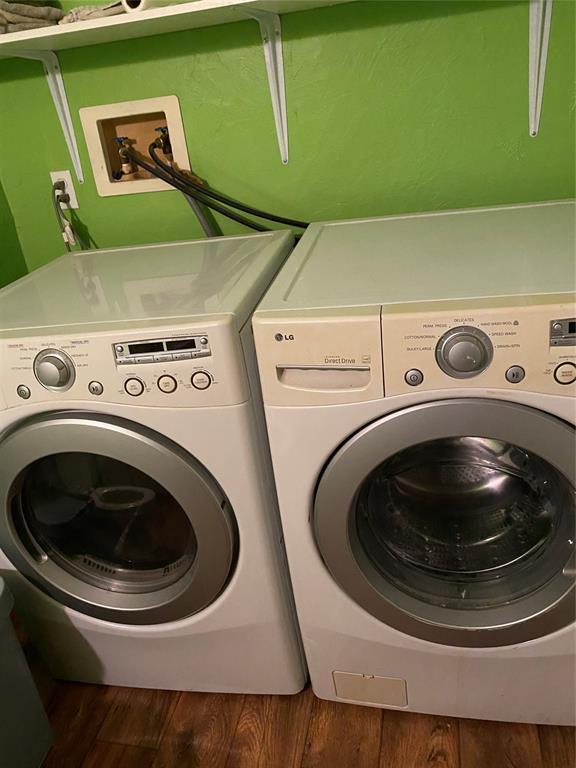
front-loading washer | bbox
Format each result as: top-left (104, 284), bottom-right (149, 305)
top-left (0, 231), bottom-right (306, 693)
top-left (253, 200), bottom-right (575, 723)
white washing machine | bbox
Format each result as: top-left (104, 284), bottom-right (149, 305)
top-left (0, 231), bottom-right (306, 694)
top-left (253, 201), bottom-right (576, 724)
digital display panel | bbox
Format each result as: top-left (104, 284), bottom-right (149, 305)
top-left (569, 321), bottom-right (576, 335)
top-left (166, 339), bottom-right (197, 351)
top-left (127, 342), bottom-right (164, 355)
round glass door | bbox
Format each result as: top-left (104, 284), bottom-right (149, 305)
top-left (0, 412), bottom-right (238, 625)
top-left (17, 453), bottom-right (197, 594)
top-left (314, 399), bottom-right (575, 647)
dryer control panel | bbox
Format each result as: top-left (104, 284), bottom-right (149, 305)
top-left (0, 319), bottom-right (249, 409)
top-left (114, 334), bottom-right (211, 366)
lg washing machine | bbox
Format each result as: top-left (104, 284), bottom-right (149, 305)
top-left (253, 201), bottom-right (575, 723)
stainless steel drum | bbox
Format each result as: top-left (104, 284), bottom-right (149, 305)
top-left (362, 437), bottom-right (555, 577)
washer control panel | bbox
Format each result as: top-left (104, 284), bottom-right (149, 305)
top-left (1, 320), bottom-right (247, 408)
top-left (382, 297), bottom-right (576, 397)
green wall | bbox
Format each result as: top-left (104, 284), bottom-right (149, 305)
top-left (0, 180), bottom-right (26, 287)
top-left (0, 0), bottom-right (573, 273)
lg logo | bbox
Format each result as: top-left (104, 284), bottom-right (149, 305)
top-left (274, 333), bottom-right (295, 342)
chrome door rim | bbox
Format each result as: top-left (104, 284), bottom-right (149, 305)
top-left (313, 399), bottom-right (575, 647)
top-left (0, 411), bottom-right (238, 625)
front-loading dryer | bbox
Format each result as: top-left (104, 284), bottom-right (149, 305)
top-left (253, 200), bottom-right (575, 723)
top-left (0, 231), bottom-right (306, 693)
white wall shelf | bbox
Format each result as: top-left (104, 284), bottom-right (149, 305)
top-left (0, 1), bottom-right (352, 178)
top-left (0, 0), bottom-right (555, 186)
top-left (0, 0), bottom-right (350, 54)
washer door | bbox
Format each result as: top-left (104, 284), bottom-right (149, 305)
top-left (0, 412), bottom-right (238, 625)
top-left (314, 399), bottom-right (575, 647)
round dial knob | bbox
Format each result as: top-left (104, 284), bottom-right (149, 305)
top-left (436, 326), bottom-right (493, 379)
top-left (34, 349), bottom-right (76, 391)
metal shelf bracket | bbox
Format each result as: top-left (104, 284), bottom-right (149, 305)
top-left (0, 49), bottom-right (84, 182)
top-left (240, 8), bottom-right (288, 164)
top-left (528, 0), bottom-right (553, 137)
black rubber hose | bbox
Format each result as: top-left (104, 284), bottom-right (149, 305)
top-left (123, 148), bottom-right (269, 232)
top-left (149, 143), bottom-right (309, 229)
top-left (121, 148), bottom-right (270, 233)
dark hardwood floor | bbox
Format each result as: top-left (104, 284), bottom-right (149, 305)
top-left (42, 682), bottom-right (575, 768)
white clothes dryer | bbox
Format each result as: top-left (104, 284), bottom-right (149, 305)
top-left (253, 201), bottom-right (575, 723)
top-left (0, 231), bottom-right (306, 694)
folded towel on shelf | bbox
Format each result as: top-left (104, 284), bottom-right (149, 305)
top-left (0, 0), bottom-right (65, 34)
top-left (0, 1), bottom-right (64, 21)
top-left (60, 2), bottom-right (125, 25)
top-left (1, 20), bottom-right (57, 32)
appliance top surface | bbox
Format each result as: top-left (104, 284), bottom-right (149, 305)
top-left (0, 230), bottom-right (293, 333)
top-left (258, 201), bottom-right (575, 312)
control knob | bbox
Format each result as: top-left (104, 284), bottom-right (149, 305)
top-left (436, 326), bottom-right (493, 379)
top-left (34, 349), bottom-right (76, 391)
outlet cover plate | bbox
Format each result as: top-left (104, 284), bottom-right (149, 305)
top-left (79, 96), bottom-right (189, 198)
top-left (50, 170), bottom-right (79, 209)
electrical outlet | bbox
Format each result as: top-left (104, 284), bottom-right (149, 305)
top-left (50, 171), bottom-right (79, 209)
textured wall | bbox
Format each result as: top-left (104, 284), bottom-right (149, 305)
top-left (0, 0), bottom-right (573, 272)
top-left (0, 180), bottom-right (26, 287)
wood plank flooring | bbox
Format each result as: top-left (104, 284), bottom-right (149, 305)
top-left (43, 683), bottom-right (575, 768)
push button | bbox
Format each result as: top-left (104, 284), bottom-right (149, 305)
top-left (191, 371), bottom-right (212, 390)
top-left (505, 366), bottom-right (525, 384)
top-left (17, 384), bottom-right (31, 400)
top-left (88, 381), bottom-right (104, 396)
top-left (158, 375), bottom-right (177, 393)
top-left (405, 369), bottom-right (424, 387)
top-left (124, 377), bottom-right (145, 397)
top-left (554, 362), bottom-right (576, 385)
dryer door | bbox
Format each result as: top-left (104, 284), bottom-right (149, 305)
top-left (314, 399), bottom-right (575, 647)
top-left (0, 412), bottom-right (238, 625)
